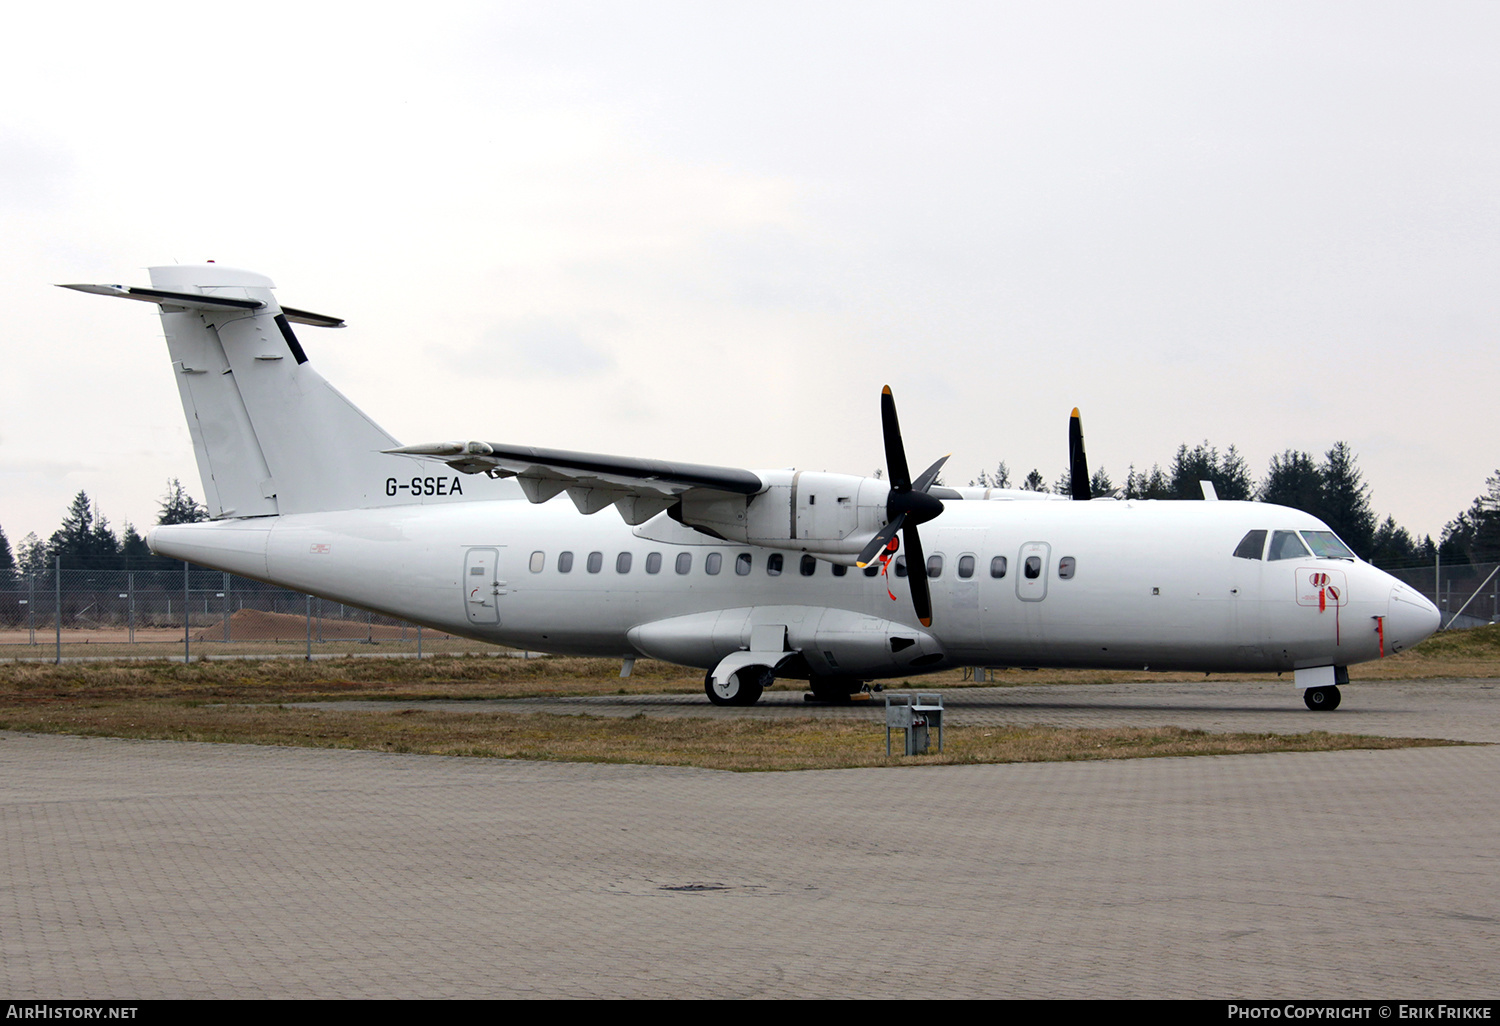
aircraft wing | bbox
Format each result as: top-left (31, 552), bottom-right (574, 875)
top-left (387, 441), bottom-right (764, 524)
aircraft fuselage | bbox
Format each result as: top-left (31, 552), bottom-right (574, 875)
top-left (150, 494), bottom-right (1436, 682)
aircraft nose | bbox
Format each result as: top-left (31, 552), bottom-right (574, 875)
top-left (1385, 584), bottom-right (1441, 654)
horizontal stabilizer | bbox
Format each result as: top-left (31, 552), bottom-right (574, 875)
top-left (59, 282), bottom-right (261, 312)
top-left (59, 284), bottom-right (344, 327)
top-left (280, 305), bottom-right (346, 328)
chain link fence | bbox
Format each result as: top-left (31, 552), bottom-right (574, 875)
top-left (2, 556), bottom-right (1493, 663)
top-left (1381, 560), bottom-right (1500, 630)
top-left (0, 560), bottom-right (512, 662)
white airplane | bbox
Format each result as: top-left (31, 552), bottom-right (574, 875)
top-left (64, 264), bottom-right (1441, 711)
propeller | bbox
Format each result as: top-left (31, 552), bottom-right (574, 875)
top-left (856, 386), bottom-right (948, 627)
top-left (1068, 407), bottom-right (1091, 501)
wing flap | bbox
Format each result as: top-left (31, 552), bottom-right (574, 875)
top-left (387, 441), bottom-right (764, 522)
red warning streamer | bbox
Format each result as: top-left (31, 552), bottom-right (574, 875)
top-left (877, 535), bottom-right (900, 601)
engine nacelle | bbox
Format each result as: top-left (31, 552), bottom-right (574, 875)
top-left (677, 470), bottom-right (889, 561)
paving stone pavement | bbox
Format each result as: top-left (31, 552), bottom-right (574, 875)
top-left (3, 680), bottom-right (1498, 999)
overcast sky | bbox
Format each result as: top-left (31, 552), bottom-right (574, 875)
top-left (2, 1), bottom-right (1496, 548)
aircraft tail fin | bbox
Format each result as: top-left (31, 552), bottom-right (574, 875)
top-left (65, 265), bottom-right (411, 517)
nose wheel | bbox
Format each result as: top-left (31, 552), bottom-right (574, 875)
top-left (1304, 685), bottom-right (1341, 711)
top-left (705, 666), bottom-right (770, 706)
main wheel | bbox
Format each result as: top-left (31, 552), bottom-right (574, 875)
top-left (1304, 685), bottom-right (1342, 711)
top-left (705, 666), bottom-right (769, 706)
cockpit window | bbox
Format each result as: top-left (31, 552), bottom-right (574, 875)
top-left (1233, 530), bottom-right (1267, 560)
top-left (1268, 530), bottom-right (1311, 561)
top-left (1301, 531), bottom-right (1356, 559)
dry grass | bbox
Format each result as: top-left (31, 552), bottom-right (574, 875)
top-left (0, 701), bottom-right (1464, 772)
top-left (0, 632), bottom-right (1489, 770)
top-left (0, 654), bottom-right (704, 703)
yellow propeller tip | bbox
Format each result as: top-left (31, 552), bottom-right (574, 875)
top-left (1071, 407), bottom-right (1080, 418)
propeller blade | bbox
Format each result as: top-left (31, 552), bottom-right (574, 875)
top-left (902, 523), bottom-right (933, 627)
top-left (856, 514), bottom-right (904, 567)
top-left (880, 386), bottom-right (912, 490)
top-left (911, 454), bottom-right (949, 495)
top-left (1069, 407), bottom-right (1091, 501)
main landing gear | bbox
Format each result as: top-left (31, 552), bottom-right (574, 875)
top-left (705, 665), bottom-right (774, 706)
top-left (805, 677), bottom-right (868, 703)
top-left (1304, 685), bottom-right (1342, 711)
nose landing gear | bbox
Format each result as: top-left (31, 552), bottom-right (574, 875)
top-left (705, 665), bottom-right (772, 706)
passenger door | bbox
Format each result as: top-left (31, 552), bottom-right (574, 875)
top-left (463, 546), bottom-right (506, 626)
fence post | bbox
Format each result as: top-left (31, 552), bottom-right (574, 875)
top-left (128, 571), bottom-right (135, 644)
top-left (54, 554), bottom-right (61, 664)
top-left (183, 560), bottom-right (190, 663)
top-left (28, 570), bottom-right (35, 645)
top-left (223, 572), bottom-right (231, 643)
top-left (1436, 551), bottom-right (1442, 627)
top-left (417, 624), bottom-right (422, 659)
top-left (305, 593), bottom-right (312, 661)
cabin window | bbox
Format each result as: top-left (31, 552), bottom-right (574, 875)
top-left (586, 551), bottom-right (603, 573)
top-left (705, 552), bottom-right (722, 575)
top-left (895, 555), bottom-right (908, 578)
top-left (1233, 530), bottom-right (1267, 560)
top-left (863, 564), bottom-right (880, 577)
top-left (926, 554), bottom-right (943, 579)
top-left (1058, 556), bottom-right (1076, 579)
top-left (616, 552), bottom-right (632, 573)
top-left (1268, 531), bottom-right (1310, 561)
top-left (557, 551), bottom-right (574, 573)
top-left (767, 553), bottom-right (783, 576)
top-left (735, 553), bottom-right (752, 575)
top-left (957, 554), bottom-right (975, 579)
top-left (990, 555), bottom-right (1008, 579)
top-left (1302, 531), bottom-right (1356, 559)
top-left (832, 563), bottom-right (848, 577)
top-left (675, 552), bottom-right (692, 575)
top-left (801, 555), bottom-right (817, 576)
top-left (645, 552), bottom-right (662, 574)
top-left (1024, 555), bottom-right (1042, 579)
top-left (529, 551), bottom-right (545, 573)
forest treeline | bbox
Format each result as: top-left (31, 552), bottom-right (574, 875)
top-left (967, 440), bottom-right (1498, 570)
top-left (1, 479), bottom-right (207, 581)
top-left (4, 448), bottom-right (1499, 580)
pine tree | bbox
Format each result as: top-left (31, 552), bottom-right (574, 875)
top-left (0, 525), bottom-right (13, 583)
top-left (1089, 467), bottom-right (1115, 498)
top-left (120, 522), bottom-right (152, 560)
top-left (1170, 442), bottom-right (1217, 499)
top-left (157, 478), bottom-right (208, 525)
top-left (1440, 470), bottom-right (1500, 565)
top-left (1260, 450), bottom-right (1322, 514)
top-left (1216, 446), bottom-right (1254, 501)
top-left (1125, 464), bottom-right (1172, 499)
top-left (15, 533), bottom-right (46, 578)
top-left (1021, 469), bottom-right (1048, 492)
top-left (1473, 470), bottom-right (1500, 563)
top-left (1318, 442), bottom-right (1376, 556)
top-left (48, 492), bottom-right (119, 565)
top-left (1167, 441), bottom-right (1254, 501)
top-left (1370, 516), bottom-right (1420, 568)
